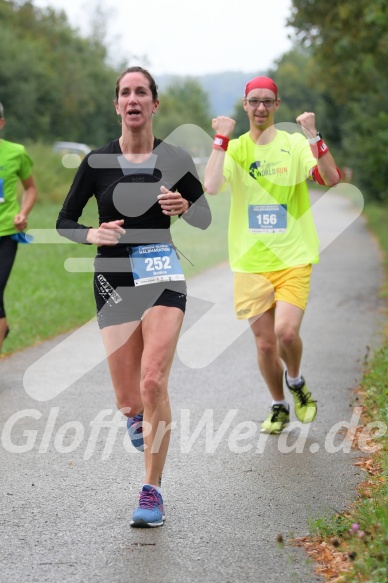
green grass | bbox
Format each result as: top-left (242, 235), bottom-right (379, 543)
top-left (363, 204), bottom-right (388, 298)
top-left (307, 201), bottom-right (388, 583)
top-left (24, 141), bottom-right (79, 203)
top-left (2, 142), bottom-right (230, 355)
top-left (3, 201), bottom-right (97, 353)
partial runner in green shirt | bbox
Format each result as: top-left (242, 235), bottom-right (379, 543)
top-left (0, 101), bottom-right (37, 352)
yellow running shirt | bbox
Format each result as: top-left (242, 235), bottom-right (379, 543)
top-left (223, 130), bottom-right (319, 272)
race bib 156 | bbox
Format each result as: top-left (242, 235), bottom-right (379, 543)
top-left (248, 204), bottom-right (287, 233)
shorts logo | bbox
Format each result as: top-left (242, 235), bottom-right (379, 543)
top-left (97, 275), bottom-right (122, 304)
top-left (237, 308), bottom-right (251, 316)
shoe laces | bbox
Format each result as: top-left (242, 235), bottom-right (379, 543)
top-left (290, 384), bottom-right (316, 406)
top-left (130, 414), bottom-right (143, 434)
top-left (271, 404), bottom-right (288, 421)
top-left (138, 488), bottom-right (161, 509)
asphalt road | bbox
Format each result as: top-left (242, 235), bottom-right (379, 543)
top-left (0, 188), bottom-right (384, 583)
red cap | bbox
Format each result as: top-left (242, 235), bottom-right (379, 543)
top-left (244, 76), bottom-right (278, 98)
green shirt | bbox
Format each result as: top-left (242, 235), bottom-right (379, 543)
top-left (0, 139), bottom-right (33, 236)
top-left (223, 130), bottom-right (319, 272)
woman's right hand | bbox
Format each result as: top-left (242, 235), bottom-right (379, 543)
top-left (86, 219), bottom-right (126, 245)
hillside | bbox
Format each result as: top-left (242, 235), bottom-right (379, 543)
top-left (156, 70), bottom-right (266, 116)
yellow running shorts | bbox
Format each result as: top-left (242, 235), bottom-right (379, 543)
top-left (234, 264), bottom-right (312, 319)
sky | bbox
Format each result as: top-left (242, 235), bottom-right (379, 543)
top-left (32, 0), bottom-right (294, 76)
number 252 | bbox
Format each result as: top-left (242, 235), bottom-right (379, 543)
top-left (145, 256), bottom-right (171, 271)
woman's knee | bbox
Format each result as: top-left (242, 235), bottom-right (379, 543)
top-left (115, 395), bottom-right (143, 417)
top-left (141, 367), bottom-right (168, 407)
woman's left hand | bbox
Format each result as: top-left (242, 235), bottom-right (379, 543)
top-left (157, 186), bottom-right (189, 216)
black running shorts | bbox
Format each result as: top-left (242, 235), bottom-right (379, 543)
top-left (93, 254), bottom-right (187, 329)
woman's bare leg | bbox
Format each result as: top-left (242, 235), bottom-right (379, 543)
top-left (140, 305), bottom-right (184, 487)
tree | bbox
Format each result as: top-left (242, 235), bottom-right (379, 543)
top-left (154, 78), bottom-right (212, 134)
top-left (288, 0), bottom-right (387, 100)
top-left (0, 0), bottom-right (119, 145)
top-left (288, 0), bottom-right (388, 201)
top-left (153, 78), bottom-right (213, 156)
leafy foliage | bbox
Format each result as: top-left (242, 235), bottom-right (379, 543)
top-left (153, 77), bottom-right (213, 140)
top-left (0, 0), bottom-right (119, 145)
top-left (288, 0), bottom-right (388, 201)
top-left (0, 1), bottom-right (215, 152)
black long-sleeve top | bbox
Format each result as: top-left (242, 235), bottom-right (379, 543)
top-left (56, 138), bottom-right (211, 253)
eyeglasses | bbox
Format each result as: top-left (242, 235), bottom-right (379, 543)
top-left (245, 98), bottom-right (277, 108)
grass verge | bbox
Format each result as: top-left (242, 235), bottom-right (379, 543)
top-left (293, 202), bottom-right (388, 583)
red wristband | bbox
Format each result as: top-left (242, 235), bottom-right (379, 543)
top-left (310, 138), bottom-right (329, 159)
top-left (213, 134), bottom-right (230, 151)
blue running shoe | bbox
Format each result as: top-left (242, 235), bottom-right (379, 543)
top-left (130, 485), bottom-right (165, 528)
top-left (127, 414), bottom-right (144, 451)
